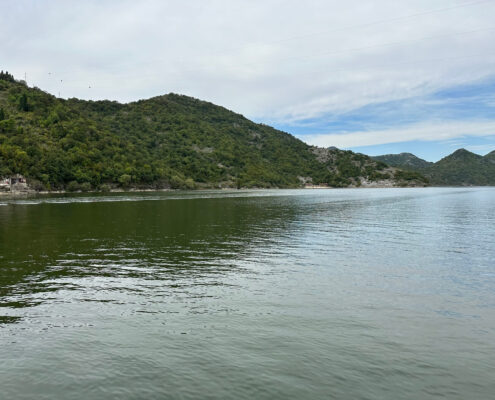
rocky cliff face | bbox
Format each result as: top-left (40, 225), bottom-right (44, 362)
top-left (311, 147), bottom-right (428, 187)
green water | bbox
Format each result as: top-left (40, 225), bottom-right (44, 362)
top-left (1, 188), bottom-right (494, 399)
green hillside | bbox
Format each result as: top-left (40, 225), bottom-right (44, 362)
top-left (374, 148), bottom-right (495, 186)
top-left (426, 149), bottom-right (495, 186)
top-left (484, 150), bottom-right (495, 163)
top-left (0, 72), bottom-right (426, 191)
top-left (372, 153), bottom-right (433, 170)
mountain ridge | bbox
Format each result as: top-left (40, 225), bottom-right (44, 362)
top-left (372, 152), bottom-right (433, 170)
top-left (0, 72), bottom-right (427, 191)
top-left (485, 150), bottom-right (495, 163)
top-left (373, 148), bottom-right (495, 186)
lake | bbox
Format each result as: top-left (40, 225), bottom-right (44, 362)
top-left (1, 188), bottom-right (494, 399)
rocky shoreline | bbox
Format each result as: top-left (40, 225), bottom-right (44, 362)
top-left (0, 183), bottom-right (431, 199)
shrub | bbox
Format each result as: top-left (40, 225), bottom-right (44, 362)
top-left (118, 174), bottom-right (132, 187)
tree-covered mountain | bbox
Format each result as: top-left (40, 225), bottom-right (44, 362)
top-left (372, 152), bottom-right (433, 170)
top-left (373, 148), bottom-right (495, 186)
top-left (484, 150), bottom-right (495, 163)
top-left (0, 72), bottom-right (426, 191)
top-left (426, 149), bottom-right (495, 185)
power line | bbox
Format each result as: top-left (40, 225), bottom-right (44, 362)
top-left (24, 2), bottom-right (495, 94)
top-left (53, 0), bottom-right (493, 79)
top-left (265, 26), bottom-right (495, 70)
top-left (288, 52), bottom-right (495, 81)
top-left (182, 0), bottom-right (494, 63)
top-left (269, 0), bottom-right (494, 45)
top-left (138, 25), bottom-right (495, 77)
top-left (63, 50), bottom-right (495, 91)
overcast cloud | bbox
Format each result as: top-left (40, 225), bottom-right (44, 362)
top-left (306, 120), bottom-right (495, 147)
top-left (1, 0), bottom-right (494, 158)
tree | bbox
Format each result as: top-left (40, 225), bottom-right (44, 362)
top-left (0, 70), bottom-right (15, 82)
top-left (118, 174), bottom-right (132, 187)
top-left (0, 107), bottom-right (4, 121)
top-left (18, 93), bottom-right (29, 112)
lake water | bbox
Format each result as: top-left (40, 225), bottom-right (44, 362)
top-left (1, 188), bottom-right (494, 399)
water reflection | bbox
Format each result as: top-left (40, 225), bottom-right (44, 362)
top-left (0, 193), bottom-right (307, 314)
top-left (1, 188), bottom-right (494, 400)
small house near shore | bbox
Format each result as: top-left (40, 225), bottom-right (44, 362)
top-left (0, 174), bottom-right (28, 192)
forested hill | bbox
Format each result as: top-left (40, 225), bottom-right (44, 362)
top-left (0, 72), bottom-right (426, 191)
top-left (484, 150), bottom-right (495, 162)
top-left (372, 153), bottom-right (433, 170)
top-left (373, 148), bottom-right (495, 186)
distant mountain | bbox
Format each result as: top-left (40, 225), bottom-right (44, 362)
top-left (373, 148), bottom-right (495, 186)
top-left (484, 150), bottom-right (495, 163)
top-left (427, 149), bottom-right (495, 186)
top-left (0, 71), bottom-right (426, 191)
top-left (372, 153), bottom-right (432, 170)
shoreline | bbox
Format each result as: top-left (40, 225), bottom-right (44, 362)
top-left (1, 184), bottom-right (490, 199)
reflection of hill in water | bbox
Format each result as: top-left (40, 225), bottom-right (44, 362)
top-left (2, 189), bottom-right (495, 400)
top-left (0, 189), bottom-right (451, 318)
top-left (0, 193), bottom-right (310, 313)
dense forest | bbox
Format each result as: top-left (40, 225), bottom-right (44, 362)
top-left (373, 153), bottom-right (433, 170)
top-left (0, 72), bottom-right (426, 191)
top-left (374, 149), bottom-right (495, 186)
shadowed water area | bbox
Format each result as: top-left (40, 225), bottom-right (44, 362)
top-left (1, 188), bottom-right (494, 399)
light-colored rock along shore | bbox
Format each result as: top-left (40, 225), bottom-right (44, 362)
top-left (0, 187), bottom-right (173, 198)
top-left (305, 178), bottom-right (426, 189)
top-left (0, 184), bottom-right (429, 199)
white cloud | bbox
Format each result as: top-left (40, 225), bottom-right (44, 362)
top-left (304, 120), bottom-right (495, 148)
top-left (1, 0), bottom-right (494, 124)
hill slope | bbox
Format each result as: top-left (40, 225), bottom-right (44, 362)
top-left (0, 72), bottom-right (426, 190)
top-left (372, 153), bottom-right (432, 170)
top-left (426, 149), bottom-right (495, 185)
top-left (373, 148), bottom-right (495, 186)
top-left (484, 150), bottom-right (495, 163)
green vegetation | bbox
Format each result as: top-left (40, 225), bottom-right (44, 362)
top-left (374, 149), bottom-right (495, 186)
top-left (482, 150), bottom-right (495, 163)
top-left (0, 72), bottom-right (426, 190)
top-left (372, 153), bottom-right (432, 170)
top-left (310, 147), bottom-right (426, 187)
top-left (393, 169), bottom-right (429, 186)
top-left (425, 149), bottom-right (495, 186)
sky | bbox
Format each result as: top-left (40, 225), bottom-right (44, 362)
top-left (1, 0), bottom-right (494, 161)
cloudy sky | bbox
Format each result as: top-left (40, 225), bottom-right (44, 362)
top-left (1, 0), bottom-right (494, 161)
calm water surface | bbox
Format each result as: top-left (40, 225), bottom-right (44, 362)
top-left (1, 188), bottom-right (494, 399)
